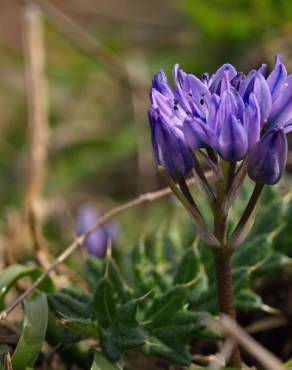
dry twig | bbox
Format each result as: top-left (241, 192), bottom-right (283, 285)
top-left (3, 352), bottom-right (12, 370)
top-left (21, 2), bottom-right (65, 287)
top-left (25, 0), bottom-right (128, 85)
top-left (213, 314), bottom-right (285, 370)
top-left (22, 1), bottom-right (48, 254)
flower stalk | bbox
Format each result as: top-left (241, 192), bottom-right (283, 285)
top-left (148, 55), bottom-right (292, 368)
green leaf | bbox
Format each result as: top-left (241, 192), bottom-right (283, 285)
top-left (129, 243), bottom-right (156, 296)
top-left (143, 335), bottom-right (191, 365)
top-left (232, 267), bottom-right (250, 292)
top-left (99, 299), bottom-right (145, 362)
top-left (106, 259), bottom-right (131, 303)
top-left (11, 293), bottom-right (48, 370)
top-left (251, 196), bottom-right (287, 237)
top-left (48, 291), bottom-right (94, 320)
top-left (232, 235), bottom-right (273, 269)
top-left (252, 253), bottom-right (292, 278)
top-left (234, 289), bottom-right (262, 311)
top-left (174, 247), bottom-right (200, 284)
top-left (144, 285), bottom-right (187, 325)
top-left (61, 317), bottom-right (99, 339)
top-left (0, 264), bottom-right (53, 309)
top-left (92, 278), bottom-right (116, 328)
top-left (141, 286), bottom-right (204, 366)
top-left (60, 287), bottom-right (92, 303)
top-left (91, 351), bottom-right (122, 370)
top-left (143, 310), bottom-right (207, 365)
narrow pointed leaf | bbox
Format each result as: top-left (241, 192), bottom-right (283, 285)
top-left (144, 285), bottom-right (187, 325)
top-left (174, 247), bottom-right (200, 284)
top-left (92, 278), bottom-right (116, 328)
top-left (11, 294), bottom-right (48, 370)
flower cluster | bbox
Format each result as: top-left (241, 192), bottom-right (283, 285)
top-left (149, 55), bottom-right (292, 185)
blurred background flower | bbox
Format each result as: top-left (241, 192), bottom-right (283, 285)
top-left (76, 205), bottom-right (119, 258)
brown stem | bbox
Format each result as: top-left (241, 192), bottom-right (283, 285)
top-left (213, 249), bottom-right (242, 368)
top-left (213, 175), bottom-right (241, 367)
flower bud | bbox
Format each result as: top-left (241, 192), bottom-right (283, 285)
top-left (247, 128), bottom-right (288, 185)
top-left (148, 107), bottom-right (193, 179)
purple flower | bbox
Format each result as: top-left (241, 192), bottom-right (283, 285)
top-left (76, 205), bottom-right (118, 259)
top-left (246, 55), bottom-right (292, 184)
top-left (148, 70), bottom-right (193, 179)
top-left (148, 55), bottom-right (292, 168)
top-left (180, 64), bottom-right (265, 162)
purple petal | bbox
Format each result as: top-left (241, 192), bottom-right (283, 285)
top-left (267, 54), bottom-right (287, 102)
top-left (209, 63), bottom-right (237, 93)
top-left (244, 93), bottom-right (261, 145)
top-left (206, 94), bottom-right (220, 131)
top-left (269, 74), bottom-right (292, 127)
top-left (231, 72), bottom-right (245, 90)
top-left (243, 93), bottom-right (260, 150)
top-left (253, 73), bottom-right (272, 121)
top-left (184, 74), bottom-right (211, 117)
top-left (283, 120), bottom-right (292, 134)
top-left (238, 70), bottom-right (257, 98)
top-left (218, 70), bottom-right (232, 95)
top-left (151, 69), bottom-right (174, 98)
top-left (151, 88), bottom-right (172, 112)
top-left (172, 64), bottom-right (190, 112)
top-left (258, 63), bottom-right (268, 76)
top-left (216, 90), bottom-right (239, 135)
top-left (183, 116), bottom-right (215, 149)
top-left (242, 72), bottom-right (272, 121)
top-left (230, 89), bottom-right (245, 121)
top-left (217, 114), bottom-right (248, 161)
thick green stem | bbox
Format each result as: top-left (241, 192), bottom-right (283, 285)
top-left (213, 249), bottom-right (242, 368)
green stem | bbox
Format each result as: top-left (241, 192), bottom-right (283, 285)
top-left (229, 182), bottom-right (264, 247)
top-left (158, 166), bottom-right (220, 247)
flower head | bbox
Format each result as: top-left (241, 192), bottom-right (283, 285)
top-left (76, 205), bottom-right (118, 259)
top-left (148, 55), bottom-right (292, 171)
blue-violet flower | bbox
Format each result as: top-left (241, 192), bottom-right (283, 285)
top-left (148, 55), bottom-right (292, 184)
top-left (76, 205), bottom-right (118, 259)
